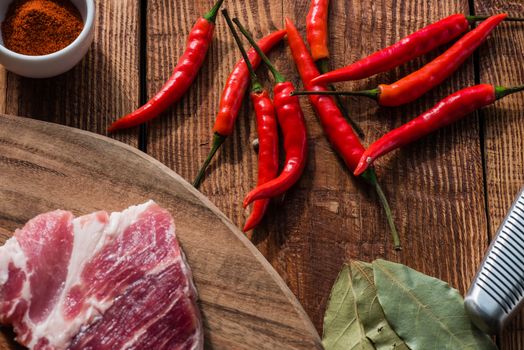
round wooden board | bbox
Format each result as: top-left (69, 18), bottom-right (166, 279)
top-left (0, 114), bottom-right (322, 350)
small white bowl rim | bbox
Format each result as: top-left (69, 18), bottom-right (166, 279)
top-left (0, 0), bottom-right (95, 61)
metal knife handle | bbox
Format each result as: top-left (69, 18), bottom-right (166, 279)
top-left (465, 187), bottom-right (524, 334)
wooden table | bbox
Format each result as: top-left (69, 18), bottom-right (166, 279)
top-left (1, 0), bottom-right (523, 348)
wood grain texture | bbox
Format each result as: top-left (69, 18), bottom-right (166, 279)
top-left (0, 114), bottom-right (322, 350)
top-left (474, 1), bottom-right (524, 349)
top-left (2, 0), bottom-right (140, 146)
top-left (280, 0), bottom-right (491, 332)
top-left (145, 0), bottom-right (492, 334)
top-left (0, 67), bottom-right (6, 114)
top-left (1, 0), bottom-right (523, 348)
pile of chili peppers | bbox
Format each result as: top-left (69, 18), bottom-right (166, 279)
top-left (107, 0), bottom-right (524, 250)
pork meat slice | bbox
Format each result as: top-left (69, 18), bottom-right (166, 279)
top-left (0, 201), bottom-right (203, 350)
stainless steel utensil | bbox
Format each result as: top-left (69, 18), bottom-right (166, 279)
top-left (465, 187), bottom-right (524, 334)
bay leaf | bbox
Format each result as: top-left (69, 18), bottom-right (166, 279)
top-left (322, 264), bottom-right (375, 350)
top-left (373, 259), bottom-right (497, 350)
top-left (350, 261), bottom-right (410, 350)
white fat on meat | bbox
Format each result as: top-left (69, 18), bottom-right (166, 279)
top-left (0, 201), bottom-right (203, 350)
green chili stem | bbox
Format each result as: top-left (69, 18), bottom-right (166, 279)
top-left (316, 58), bottom-right (366, 140)
top-left (193, 133), bottom-right (226, 188)
top-left (203, 0), bottom-right (225, 23)
top-left (233, 18), bottom-right (286, 83)
top-left (222, 9), bottom-right (263, 93)
top-left (292, 89), bottom-right (380, 101)
top-left (495, 85), bottom-right (524, 100)
top-left (467, 15), bottom-right (524, 22)
top-left (362, 168), bottom-right (401, 251)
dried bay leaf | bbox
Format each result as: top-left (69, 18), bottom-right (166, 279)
top-left (350, 261), bottom-right (410, 350)
top-left (322, 264), bottom-right (375, 350)
top-left (373, 260), bottom-right (497, 350)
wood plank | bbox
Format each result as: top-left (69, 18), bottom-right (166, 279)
top-left (281, 0), bottom-right (489, 332)
top-left (0, 114), bottom-right (322, 349)
top-left (2, 0), bottom-right (140, 146)
top-left (474, 1), bottom-right (524, 349)
top-left (0, 67), bottom-right (6, 114)
top-left (146, 0), bottom-right (490, 332)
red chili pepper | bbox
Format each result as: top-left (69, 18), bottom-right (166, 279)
top-left (303, 14), bottom-right (506, 107)
top-left (288, 18), bottom-right (363, 169)
top-left (233, 18), bottom-right (307, 207)
top-left (306, 0), bottom-right (330, 62)
top-left (193, 29), bottom-right (286, 188)
top-left (286, 18), bottom-right (400, 250)
top-left (306, 0), bottom-right (365, 139)
top-left (221, 9), bottom-right (279, 232)
top-left (242, 81), bottom-right (307, 206)
top-left (108, 0), bottom-right (224, 133)
top-left (313, 14), bottom-right (469, 84)
top-left (312, 13), bottom-right (519, 85)
top-left (354, 84), bottom-right (524, 176)
top-left (244, 89), bottom-right (279, 232)
top-left (377, 14), bottom-right (506, 106)
top-left (213, 30), bottom-right (286, 136)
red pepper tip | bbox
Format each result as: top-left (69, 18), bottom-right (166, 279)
top-left (488, 13), bottom-right (508, 24)
top-left (309, 75), bottom-right (323, 85)
top-left (242, 196), bottom-right (252, 208)
top-left (354, 157), bottom-right (371, 176)
top-left (242, 221), bottom-right (255, 233)
top-left (107, 124), bottom-right (118, 133)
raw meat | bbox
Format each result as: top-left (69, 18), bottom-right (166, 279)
top-left (0, 201), bottom-right (203, 350)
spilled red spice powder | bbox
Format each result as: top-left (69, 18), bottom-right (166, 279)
top-left (2, 0), bottom-right (84, 56)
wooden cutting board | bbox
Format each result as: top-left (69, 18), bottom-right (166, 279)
top-left (0, 114), bottom-right (322, 350)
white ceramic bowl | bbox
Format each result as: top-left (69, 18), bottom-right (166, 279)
top-left (0, 0), bottom-right (95, 78)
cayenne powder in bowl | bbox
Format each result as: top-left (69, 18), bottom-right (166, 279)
top-left (2, 0), bottom-right (84, 56)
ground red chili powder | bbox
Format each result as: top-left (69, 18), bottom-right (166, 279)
top-left (2, 0), bottom-right (84, 56)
